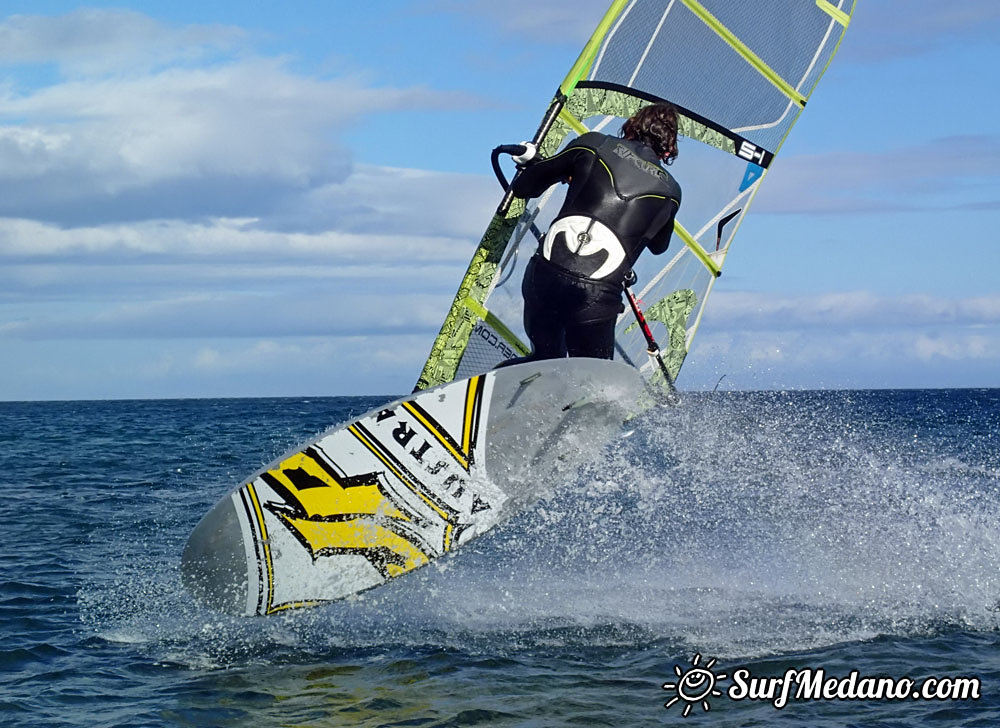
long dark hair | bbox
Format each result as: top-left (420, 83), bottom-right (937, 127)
top-left (621, 103), bottom-right (679, 165)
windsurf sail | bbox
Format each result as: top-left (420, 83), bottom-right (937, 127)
top-left (414, 0), bottom-right (856, 392)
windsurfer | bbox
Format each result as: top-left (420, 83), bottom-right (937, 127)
top-left (505, 103), bottom-right (682, 362)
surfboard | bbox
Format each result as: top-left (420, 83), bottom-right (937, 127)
top-left (182, 358), bottom-right (645, 615)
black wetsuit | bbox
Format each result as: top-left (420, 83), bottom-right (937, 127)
top-left (510, 131), bottom-right (681, 361)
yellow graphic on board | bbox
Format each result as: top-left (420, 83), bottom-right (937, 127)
top-left (260, 447), bottom-right (431, 579)
top-left (248, 375), bottom-right (490, 611)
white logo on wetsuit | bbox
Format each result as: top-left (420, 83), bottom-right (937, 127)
top-left (543, 215), bottom-right (625, 280)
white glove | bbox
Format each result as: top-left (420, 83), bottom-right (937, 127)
top-left (512, 141), bottom-right (537, 166)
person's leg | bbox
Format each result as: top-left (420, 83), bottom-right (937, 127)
top-left (563, 276), bottom-right (622, 359)
top-left (522, 302), bottom-right (567, 360)
top-left (520, 257), bottom-right (569, 361)
top-left (565, 318), bottom-right (616, 359)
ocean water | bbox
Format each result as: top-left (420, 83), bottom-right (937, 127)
top-left (2, 389), bottom-right (999, 727)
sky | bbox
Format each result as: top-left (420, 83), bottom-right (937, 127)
top-left (1, 1), bottom-right (998, 400)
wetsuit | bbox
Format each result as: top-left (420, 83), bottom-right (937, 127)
top-left (510, 131), bottom-right (681, 360)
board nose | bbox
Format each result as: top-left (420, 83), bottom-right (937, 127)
top-left (181, 495), bottom-right (251, 614)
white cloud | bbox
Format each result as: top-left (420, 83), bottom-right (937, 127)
top-left (0, 213), bottom-right (477, 261)
top-left (913, 333), bottom-right (993, 361)
top-left (755, 135), bottom-right (1000, 214)
top-left (0, 333), bottom-right (429, 400)
top-left (194, 340), bottom-right (296, 373)
top-left (429, 0), bottom-right (610, 42)
top-left (706, 290), bottom-right (1000, 330)
top-left (268, 164), bottom-right (497, 237)
top-left (0, 9), bottom-right (245, 74)
top-left (681, 288), bottom-right (1000, 389)
top-left (0, 64), bottom-right (467, 223)
top-left (177, 334), bottom-right (432, 396)
top-left (0, 287), bottom-right (452, 341)
top-left (189, 338), bottom-right (427, 380)
top-left (0, 155), bottom-right (497, 348)
top-left (686, 326), bottom-right (1000, 390)
top-left (848, 1), bottom-right (1000, 62)
top-left (0, 12), bottom-right (480, 226)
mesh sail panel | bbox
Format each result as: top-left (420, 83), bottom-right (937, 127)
top-left (455, 321), bottom-right (519, 381)
top-left (415, 0), bottom-right (855, 392)
top-left (589, 0), bottom-right (849, 150)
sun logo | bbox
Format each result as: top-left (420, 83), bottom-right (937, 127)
top-left (662, 653), bottom-right (727, 717)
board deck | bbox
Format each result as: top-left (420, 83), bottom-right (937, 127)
top-left (182, 358), bottom-right (646, 615)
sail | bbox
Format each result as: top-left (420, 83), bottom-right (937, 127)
top-left (414, 0), bottom-right (856, 392)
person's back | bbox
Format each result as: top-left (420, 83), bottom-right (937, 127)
top-left (513, 130), bottom-right (681, 284)
top-left (507, 103), bottom-right (682, 362)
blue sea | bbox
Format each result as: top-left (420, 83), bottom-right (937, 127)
top-left (2, 389), bottom-right (999, 727)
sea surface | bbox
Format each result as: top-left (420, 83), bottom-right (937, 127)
top-left (2, 389), bottom-right (999, 727)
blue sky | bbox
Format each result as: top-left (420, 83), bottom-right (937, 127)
top-left (1, 1), bottom-right (998, 400)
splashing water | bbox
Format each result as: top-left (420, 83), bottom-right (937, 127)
top-left (7, 393), bottom-right (997, 727)
top-left (74, 390), bottom-right (1000, 665)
